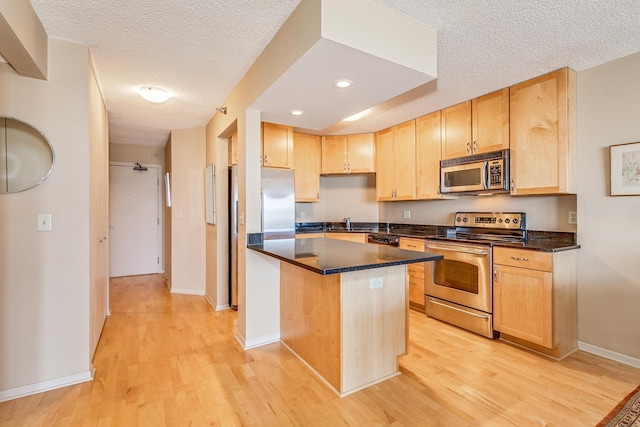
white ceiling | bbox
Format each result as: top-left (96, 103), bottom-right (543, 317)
top-left (29, 0), bottom-right (640, 147)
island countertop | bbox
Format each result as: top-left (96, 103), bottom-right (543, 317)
top-left (248, 237), bottom-right (443, 275)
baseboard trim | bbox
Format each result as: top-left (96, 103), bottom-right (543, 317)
top-left (241, 333), bottom-right (281, 350)
top-left (579, 341), bottom-right (640, 368)
top-left (204, 293), bottom-right (230, 311)
top-left (0, 370), bottom-right (94, 403)
top-left (170, 288), bottom-right (205, 296)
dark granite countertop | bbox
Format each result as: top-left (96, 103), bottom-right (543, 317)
top-left (295, 222), bottom-right (580, 252)
top-left (247, 237), bottom-right (443, 275)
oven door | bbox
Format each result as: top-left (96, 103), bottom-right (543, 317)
top-left (424, 240), bottom-right (492, 313)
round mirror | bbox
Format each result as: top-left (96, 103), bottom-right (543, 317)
top-left (1, 117), bottom-right (54, 193)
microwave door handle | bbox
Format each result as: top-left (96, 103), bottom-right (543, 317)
top-left (482, 161), bottom-right (489, 190)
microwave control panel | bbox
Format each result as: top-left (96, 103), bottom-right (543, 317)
top-left (488, 159), bottom-right (504, 188)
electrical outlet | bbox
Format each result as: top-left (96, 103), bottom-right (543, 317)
top-left (403, 210), bottom-right (411, 219)
top-left (370, 277), bottom-right (383, 289)
top-left (300, 210), bottom-right (306, 219)
top-left (568, 211), bottom-right (577, 224)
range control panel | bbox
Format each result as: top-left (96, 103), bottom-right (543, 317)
top-left (454, 212), bottom-right (526, 230)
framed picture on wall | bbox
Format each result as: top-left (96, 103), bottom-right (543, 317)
top-left (610, 142), bottom-right (640, 196)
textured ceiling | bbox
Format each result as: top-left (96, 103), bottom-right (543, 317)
top-left (29, 0), bottom-right (640, 147)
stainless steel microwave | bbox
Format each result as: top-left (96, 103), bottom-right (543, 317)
top-left (440, 149), bottom-right (510, 194)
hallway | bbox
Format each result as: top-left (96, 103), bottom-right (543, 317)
top-left (1, 274), bottom-right (639, 426)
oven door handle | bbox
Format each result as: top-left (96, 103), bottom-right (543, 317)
top-left (427, 298), bottom-right (490, 319)
top-left (425, 243), bottom-right (489, 256)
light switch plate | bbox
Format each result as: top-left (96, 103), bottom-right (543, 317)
top-left (37, 213), bottom-right (52, 231)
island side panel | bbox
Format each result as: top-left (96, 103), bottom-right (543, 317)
top-left (340, 265), bottom-right (408, 394)
top-left (280, 261), bottom-right (341, 391)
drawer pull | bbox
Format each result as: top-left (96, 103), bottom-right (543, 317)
top-left (510, 256), bottom-right (529, 261)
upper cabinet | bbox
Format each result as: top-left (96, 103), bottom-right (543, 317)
top-left (293, 132), bottom-right (321, 202)
top-left (321, 133), bottom-right (375, 174)
top-left (441, 89), bottom-right (509, 160)
top-left (509, 68), bottom-right (576, 195)
top-left (229, 130), bottom-right (238, 165)
top-left (441, 100), bottom-right (472, 159)
top-left (261, 122), bottom-right (293, 169)
top-left (416, 110), bottom-right (453, 200)
top-left (376, 120), bottom-right (416, 201)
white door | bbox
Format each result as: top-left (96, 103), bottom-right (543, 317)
top-left (109, 163), bottom-right (161, 277)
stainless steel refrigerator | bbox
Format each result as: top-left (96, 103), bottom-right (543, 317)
top-left (261, 167), bottom-right (295, 240)
top-left (228, 166), bottom-right (295, 309)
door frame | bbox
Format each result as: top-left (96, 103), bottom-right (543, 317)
top-left (109, 161), bottom-right (164, 276)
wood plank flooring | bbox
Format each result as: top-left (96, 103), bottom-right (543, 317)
top-left (1, 273), bottom-right (639, 426)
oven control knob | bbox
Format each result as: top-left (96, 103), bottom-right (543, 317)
top-left (498, 219), bottom-right (503, 223)
top-left (513, 218), bottom-right (519, 224)
top-left (462, 217), bottom-right (467, 222)
top-left (504, 218), bottom-right (510, 224)
top-left (456, 217), bottom-right (462, 223)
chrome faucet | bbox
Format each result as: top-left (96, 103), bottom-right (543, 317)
top-left (344, 217), bottom-right (351, 231)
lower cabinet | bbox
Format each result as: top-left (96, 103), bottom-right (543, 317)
top-left (399, 237), bottom-right (426, 311)
top-left (493, 247), bottom-right (577, 359)
top-left (325, 233), bottom-right (367, 243)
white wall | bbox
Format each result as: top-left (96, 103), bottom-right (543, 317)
top-left (296, 174), bottom-right (378, 223)
top-left (169, 128), bottom-right (206, 295)
top-left (0, 39), bottom-right (93, 396)
top-left (380, 194), bottom-right (577, 232)
top-left (576, 52), bottom-right (640, 359)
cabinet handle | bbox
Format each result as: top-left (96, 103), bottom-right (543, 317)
top-left (343, 163), bottom-right (347, 172)
top-left (473, 140), bottom-right (478, 152)
top-left (316, 193), bottom-right (319, 200)
top-left (494, 267), bottom-right (498, 282)
top-left (264, 155), bottom-right (268, 164)
top-left (347, 163), bottom-right (351, 172)
top-left (466, 141), bottom-right (471, 154)
top-left (510, 256), bottom-right (529, 261)
top-left (510, 179), bottom-right (515, 191)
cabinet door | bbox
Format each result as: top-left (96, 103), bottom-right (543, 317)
top-left (494, 264), bottom-right (553, 348)
top-left (509, 67), bottom-right (576, 195)
top-left (347, 133), bottom-right (375, 173)
top-left (472, 88), bottom-right (509, 154)
top-left (229, 130), bottom-right (238, 165)
top-left (262, 122), bottom-right (293, 169)
top-left (416, 111), bottom-right (445, 199)
top-left (441, 100), bottom-right (472, 159)
top-left (393, 120), bottom-right (416, 200)
top-left (408, 263), bottom-right (426, 309)
top-left (293, 133), bottom-right (321, 202)
top-left (375, 127), bottom-right (396, 201)
top-left (321, 135), bottom-right (348, 174)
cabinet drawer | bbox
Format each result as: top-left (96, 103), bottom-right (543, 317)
top-left (399, 238), bottom-right (424, 252)
top-left (494, 247), bottom-right (552, 272)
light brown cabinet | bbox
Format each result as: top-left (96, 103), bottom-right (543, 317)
top-left (229, 130), bottom-right (238, 165)
top-left (441, 89), bottom-right (509, 160)
top-left (509, 67), bottom-right (576, 195)
top-left (293, 132), bottom-right (321, 202)
top-left (325, 232), bottom-right (367, 243)
top-left (415, 110), bottom-right (456, 200)
top-left (399, 237), bottom-right (426, 311)
top-left (261, 122), bottom-right (293, 169)
top-left (321, 133), bottom-right (375, 174)
top-left (376, 120), bottom-right (416, 201)
top-left (493, 247), bottom-right (577, 359)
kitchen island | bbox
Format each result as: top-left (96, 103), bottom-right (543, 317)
top-left (248, 237), bottom-right (442, 396)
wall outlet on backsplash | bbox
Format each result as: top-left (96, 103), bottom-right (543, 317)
top-left (403, 210), bottom-right (411, 219)
top-left (300, 210), bottom-right (306, 219)
top-left (568, 211), bottom-right (577, 224)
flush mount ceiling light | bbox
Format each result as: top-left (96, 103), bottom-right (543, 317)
top-left (290, 110), bottom-right (304, 116)
top-left (138, 86), bottom-right (172, 103)
top-left (343, 109), bottom-right (369, 122)
top-left (333, 79), bottom-right (353, 89)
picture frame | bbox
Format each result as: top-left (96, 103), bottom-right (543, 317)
top-left (610, 142), bottom-right (640, 196)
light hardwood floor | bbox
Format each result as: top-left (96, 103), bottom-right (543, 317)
top-left (1, 274), bottom-right (639, 426)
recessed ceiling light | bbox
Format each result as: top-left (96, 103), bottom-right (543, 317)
top-left (334, 79), bottom-right (353, 89)
top-left (290, 110), bottom-right (304, 116)
top-left (138, 86), bottom-right (172, 103)
top-left (343, 109), bottom-right (369, 122)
